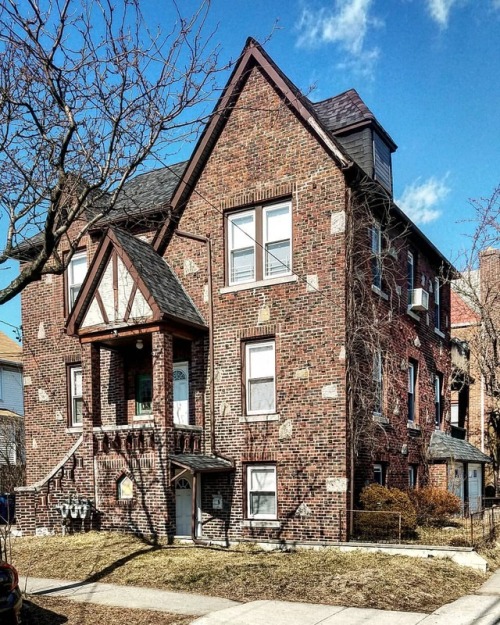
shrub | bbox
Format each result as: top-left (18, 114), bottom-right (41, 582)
top-left (408, 487), bottom-right (461, 526)
top-left (355, 484), bottom-right (417, 540)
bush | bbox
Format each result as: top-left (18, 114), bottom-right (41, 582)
top-left (355, 484), bottom-right (417, 540)
top-left (408, 487), bottom-right (461, 526)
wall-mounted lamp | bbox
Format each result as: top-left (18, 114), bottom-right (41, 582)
top-left (136, 339), bottom-right (144, 350)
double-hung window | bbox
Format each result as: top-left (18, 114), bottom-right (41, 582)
top-left (371, 224), bottom-right (382, 289)
top-left (69, 365), bottom-right (83, 426)
top-left (434, 277), bottom-right (441, 330)
top-left (435, 372), bottom-right (444, 429)
top-left (244, 341), bottom-right (275, 415)
top-left (407, 360), bottom-right (417, 422)
top-left (407, 251), bottom-right (415, 307)
top-left (246, 465), bottom-right (277, 519)
top-left (227, 201), bottom-right (291, 286)
top-left (67, 250), bottom-right (87, 310)
top-left (373, 350), bottom-right (383, 415)
top-left (373, 463), bottom-right (385, 486)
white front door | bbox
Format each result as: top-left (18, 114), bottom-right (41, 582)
top-left (173, 362), bottom-right (189, 425)
top-left (468, 464), bottom-right (482, 514)
top-left (175, 476), bottom-right (192, 536)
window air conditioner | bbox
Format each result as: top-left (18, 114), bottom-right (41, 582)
top-left (409, 288), bottom-right (429, 312)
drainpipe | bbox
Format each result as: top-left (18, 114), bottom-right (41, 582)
top-left (174, 230), bottom-right (215, 455)
top-left (480, 374), bottom-right (485, 453)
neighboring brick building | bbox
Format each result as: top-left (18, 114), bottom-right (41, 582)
top-left (15, 39), bottom-right (481, 541)
top-left (451, 249), bottom-right (500, 504)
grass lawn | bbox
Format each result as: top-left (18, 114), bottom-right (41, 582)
top-left (22, 596), bottom-right (191, 625)
top-left (9, 531), bottom-right (493, 613)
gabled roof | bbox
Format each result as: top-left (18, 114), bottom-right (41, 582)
top-left (428, 431), bottom-right (491, 464)
top-left (312, 89), bottom-right (397, 151)
top-left (153, 36), bottom-right (353, 254)
top-left (66, 228), bottom-right (206, 336)
top-left (0, 331), bottom-right (22, 366)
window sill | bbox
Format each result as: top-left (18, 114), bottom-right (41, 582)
top-left (133, 414), bottom-right (153, 421)
top-left (434, 328), bottom-right (445, 339)
top-left (65, 426), bottom-right (83, 434)
top-left (406, 309), bottom-right (420, 321)
top-left (239, 414), bottom-right (280, 423)
top-left (372, 413), bottom-right (389, 425)
top-left (371, 285), bottom-right (389, 300)
top-left (221, 274), bottom-right (297, 294)
top-left (174, 423), bottom-right (203, 431)
top-left (407, 421), bottom-right (421, 435)
top-left (241, 519), bottom-right (281, 529)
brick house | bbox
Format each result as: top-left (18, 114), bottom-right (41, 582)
top-left (15, 38), bottom-right (477, 541)
top-left (450, 249), bottom-right (500, 506)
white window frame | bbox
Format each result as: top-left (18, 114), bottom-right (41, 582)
top-left (245, 340), bottom-right (276, 415)
top-left (246, 464), bottom-right (277, 520)
top-left (408, 465), bottom-right (417, 488)
top-left (67, 250), bottom-right (87, 310)
top-left (451, 402), bottom-right (459, 426)
top-left (69, 365), bottom-right (83, 427)
top-left (371, 224), bottom-right (382, 289)
top-left (263, 202), bottom-right (292, 280)
top-left (373, 463), bottom-right (385, 485)
top-left (408, 361), bottom-right (416, 423)
top-left (228, 210), bottom-right (256, 285)
top-left (434, 277), bottom-right (441, 330)
top-left (227, 202), bottom-right (292, 286)
top-left (435, 372), bottom-right (443, 429)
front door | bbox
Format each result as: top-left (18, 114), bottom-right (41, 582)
top-left (175, 475), bottom-right (192, 536)
top-left (468, 464), bottom-right (482, 514)
top-left (173, 362), bottom-right (189, 425)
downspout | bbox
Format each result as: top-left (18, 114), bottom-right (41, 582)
top-left (480, 374), bottom-right (485, 453)
top-left (345, 186), bottom-right (355, 540)
top-left (174, 230), bottom-right (216, 455)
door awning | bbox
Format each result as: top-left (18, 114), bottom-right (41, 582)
top-left (170, 454), bottom-right (234, 473)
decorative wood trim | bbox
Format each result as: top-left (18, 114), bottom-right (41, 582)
top-left (124, 284), bottom-right (138, 323)
top-left (95, 290), bottom-right (109, 325)
top-left (112, 250), bottom-right (119, 318)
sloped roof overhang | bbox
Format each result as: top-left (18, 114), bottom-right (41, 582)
top-left (170, 454), bottom-right (234, 474)
top-left (428, 431), bottom-right (491, 464)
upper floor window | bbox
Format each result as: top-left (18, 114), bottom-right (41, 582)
top-left (373, 350), bottom-right (383, 415)
top-left (244, 340), bottom-right (275, 415)
top-left (435, 372), bottom-right (444, 429)
top-left (407, 251), bottom-right (415, 306)
top-left (408, 465), bottom-right (417, 488)
top-left (69, 365), bottom-right (83, 426)
top-left (434, 277), bottom-right (441, 330)
top-left (227, 202), bottom-right (291, 286)
top-left (135, 373), bottom-right (152, 416)
top-left (371, 224), bottom-right (382, 289)
top-left (373, 463), bottom-right (386, 486)
top-left (67, 250), bottom-right (87, 310)
top-left (408, 360), bottom-right (417, 422)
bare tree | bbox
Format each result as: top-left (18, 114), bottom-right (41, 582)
top-left (452, 186), bottom-right (500, 488)
top-left (0, 0), bottom-right (226, 304)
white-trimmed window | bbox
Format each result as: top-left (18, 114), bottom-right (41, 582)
top-left (245, 341), bottom-right (275, 415)
top-left (117, 474), bottom-right (134, 500)
top-left (227, 201), bottom-right (291, 285)
top-left (67, 250), bottom-right (87, 309)
top-left (435, 372), bottom-right (444, 429)
top-left (451, 402), bottom-right (459, 426)
top-left (69, 365), bottom-right (83, 426)
top-left (408, 465), bottom-right (417, 488)
top-left (246, 465), bottom-right (277, 519)
top-left (371, 224), bottom-right (382, 289)
top-left (408, 361), bottom-right (417, 422)
top-left (373, 463), bottom-right (385, 486)
top-left (434, 277), bottom-right (441, 330)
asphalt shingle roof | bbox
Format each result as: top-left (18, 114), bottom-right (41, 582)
top-left (170, 454), bottom-right (234, 473)
top-left (428, 431), bottom-right (491, 464)
top-left (112, 228), bottom-right (206, 329)
top-left (312, 89), bottom-right (375, 133)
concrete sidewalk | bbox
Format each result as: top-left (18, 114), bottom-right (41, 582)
top-left (23, 570), bottom-right (500, 624)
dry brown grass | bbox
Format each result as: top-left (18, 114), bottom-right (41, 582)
top-left (22, 596), bottom-right (191, 625)
top-left (10, 532), bottom-right (490, 613)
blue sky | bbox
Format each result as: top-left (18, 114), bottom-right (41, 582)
top-left (1, 0), bottom-right (499, 340)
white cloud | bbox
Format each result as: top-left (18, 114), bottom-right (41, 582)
top-left (492, 0), bottom-right (500, 9)
top-left (396, 176), bottom-right (450, 225)
top-left (426, 0), bottom-right (461, 27)
top-left (296, 0), bottom-right (381, 76)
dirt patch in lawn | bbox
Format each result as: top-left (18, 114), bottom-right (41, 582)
top-left (11, 532), bottom-right (488, 613)
top-left (22, 596), bottom-right (191, 625)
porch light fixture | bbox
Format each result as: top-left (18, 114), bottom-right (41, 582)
top-left (136, 339), bottom-right (144, 350)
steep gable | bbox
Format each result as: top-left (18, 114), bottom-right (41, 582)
top-left (66, 228), bottom-right (205, 336)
